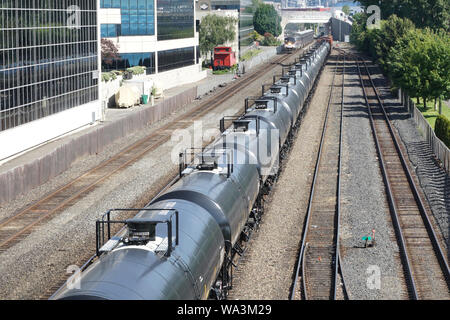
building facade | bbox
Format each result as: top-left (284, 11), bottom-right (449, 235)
top-left (0, 0), bottom-right (101, 161)
top-left (100, 0), bottom-right (204, 89)
top-left (198, 0), bottom-right (255, 59)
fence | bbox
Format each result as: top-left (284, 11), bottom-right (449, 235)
top-left (0, 87), bottom-right (197, 204)
top-left (400, 89), bottom-right (450, 174)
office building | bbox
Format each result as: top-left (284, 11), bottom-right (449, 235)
top-left (0, 0), bottom-right (101, 161)
top-left (100, 0), bottom-right (205, 89)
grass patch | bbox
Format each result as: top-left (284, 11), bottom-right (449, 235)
top-left (413, 98), bottom-right (450, 130)
top-left (212, 69), bottom-right (233, 75)
top-left (241, 48), bottom-right (262, 62)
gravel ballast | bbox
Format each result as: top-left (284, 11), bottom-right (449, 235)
top-left (370, 65), bottom-right (450, 251)
top-left (339, 47), bottom-right (406, 300)
top-left (228, 49), bottom-right (335, 300)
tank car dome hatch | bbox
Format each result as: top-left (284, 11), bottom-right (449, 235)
top-left (233, 120), bottom-right (251, 132)
top-left (270, 85), bottom-right (282, 94)
top-left (126, 217), bottom-right (157, 245)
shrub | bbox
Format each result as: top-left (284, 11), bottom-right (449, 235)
top-left (101, 71), bottom-right (118, 82)
top-left (126, 66), bottom-right (146, 75)
top-left (101, 72), bottom-right (111, 82)
top-left (435, 115), bottom-right (450, 147)
top-left (262, 33), bottom-right (281, 46)
top-left (253, 3), bottom-right (282, 37)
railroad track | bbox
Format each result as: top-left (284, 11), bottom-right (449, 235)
top-left (355, 54), bottom-right (450, 300)
top-left (0, 45), bottom-right (316, 254)
top-left (290, 51), bottom-right (347, 300)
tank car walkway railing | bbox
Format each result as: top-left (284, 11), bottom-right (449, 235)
top-left (290, 51), bottom-right (347, 300)
top-left (356, 56), bottom-right (450, 300)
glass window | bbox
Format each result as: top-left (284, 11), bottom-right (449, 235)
top-left (102, 52), bottom-right (155, 74)
top-left (102, 0), bottom-right (155, 36)
top-left (157, 0), bottom-right (194, 40)
top-left (0, 4), bottom-right (99, 132)
top-left (158, 47), bottom-right (194, 72)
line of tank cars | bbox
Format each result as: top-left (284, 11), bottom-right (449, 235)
top-left (52, 39), bottom-right (331, 300)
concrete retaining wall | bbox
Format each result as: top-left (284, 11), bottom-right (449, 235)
top-left (197, 72), bottom-right (236, 97)
top-left (0, 87), bottom-right (197, 204)
top-left (239, 46), bottom-right (283, 74)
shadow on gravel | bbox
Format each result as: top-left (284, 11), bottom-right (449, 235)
top-left (346, 94), bottom-right (365, 100)
top-left (359, 58), bottom-right (450, 260)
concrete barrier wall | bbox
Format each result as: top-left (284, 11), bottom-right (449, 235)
top-left (239, 46), bottom-right (282, 73)
top-left (0, 87), bottom-right (197, 204)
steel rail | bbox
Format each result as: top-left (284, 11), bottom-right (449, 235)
top-left (355, 56), bottom-right (419, 299)
top-left (290, 51), bottom-right (344, 300)
top-left (334, 53), bottom-right (345, 300)
top-left (356, 56), bottom-right (450, 299)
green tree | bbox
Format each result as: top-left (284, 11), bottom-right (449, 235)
top-left (199, 14), bottom-right (237, 63)
top-left (435, 115), bottom-right (450, 147)
top-left (387, 29), bottom-right (450, 108)
top-left (372, 15), bottom-right (415, 70)
top-left (342, 5), bottom-right (350, 15)
top-left (357, 0), bottom-right (450, 31)
top-left (350, 12), bottom-right (369, 50)
top-left (253, 3), bottom-right (282, 37)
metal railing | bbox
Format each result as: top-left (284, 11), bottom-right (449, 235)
top-left (401, 90), bottom-right (450, 174)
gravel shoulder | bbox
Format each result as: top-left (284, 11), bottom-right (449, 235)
top-left (338, 45), bottom-right (406, 300)
top-left (228, 49), bottom-right (335, 300)
top-left (369, 58), bottom-right (449, 259)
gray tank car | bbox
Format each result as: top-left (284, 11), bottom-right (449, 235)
top-left (51, 40), bottom-right (331, 301)
top-left (52, 200), bottom-right (225, 300)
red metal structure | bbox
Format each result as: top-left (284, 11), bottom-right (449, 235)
top-left (320, 35), bottom-right (333, 47)
top-left (213, 46), bottom-right (236, 70)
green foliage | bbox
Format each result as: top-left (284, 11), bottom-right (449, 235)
top-left (373, 15), bottom-right (415, 69)
top-left (101, 73), bottom-right (111, 82)
top-left (351, 11), bottom-right (450, 107)
top-left (199, 14), bottom-right (237, 56)
top-left (126, 66), bottom-right (146, 75)
top-left (212, 64), bottom-right (237, 75)
top-left (253, 3), bottom-right (282, 37)
top-left (342, 5), bottom-right (350, 15)
top-left (351, 14), bottom-right (415, 67)
top-left (357, 0), bottom-right (450, 31)
top-left (262, 33), bottom-right (282, 46)
top-left (435, 115), bottom-right (450, 147)
top-left (350, 13), bottom-right (369, 50)
top-left (243, 0), bottom-right (262, 14)
top-left (387, 29), bottom-right (450, 105)
top-left (250, 30), bottom-right (264, 42)
top-left (101, 71), bottom-right (118, 82)
top-left (241, 49), bottom-right (262, 62)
